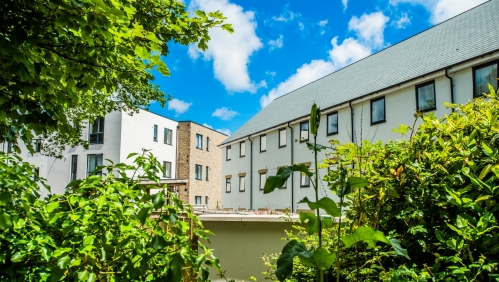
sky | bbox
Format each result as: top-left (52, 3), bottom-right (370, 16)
top-left (148, 0), bottom-right (488, 136)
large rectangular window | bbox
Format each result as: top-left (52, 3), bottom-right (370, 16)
top-left (163, 161), bottom-right (171, 178)
top-left (327, 112), bottom-right (338, 135)
top-left (89, 117), bottom-right (105, 144)
top-left (87, 154), bottom-right (103, 176)
top-left (371, 97), bottom-right (386, 125)
top-left (300, 121), bottom-right (309, 141)
top-left (279, 128), bottom-right (286, 147)
top-left (153, 125), bottom-right (158, 142)
top-left (259, 172), bottom-right (267, 190)
top-left (226, 178), bottom-right (231, 193)
top-left (206, 137), bottom-right (210, 151)
top-left (164, 128), bottom-right (172, 145)
top-left (300, 171), bottom-right (310, 187)
top-left (240, 141), bottom-right (246, 157)
top-left (196, 134), bottom-right (203, 149)
top-left (70, 155), bottom-right (78, 181)
top-left (195, 164), bottom-right (202, 180)
top-left (474, 61), bottom-right (498, 97)
top-left (260, 135), bottom-right (267, 152)
top-left (226, 146), bottom-right (231, 161)
top-left (206, 166), bottom-right (209, 181)
top-left (416, 81), bottom-right (436, 112)
top-left (239, 176), bottom-right (245, 192)
top-left (195, 196), bottom-right (202, 205)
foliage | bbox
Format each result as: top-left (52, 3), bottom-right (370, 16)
top-left (0, 150), bottom-right (221, 281)
top-left (0, 0), bottom-right (232, 157)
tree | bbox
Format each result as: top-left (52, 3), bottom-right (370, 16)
top-left (0, 0), bottom-right (233, 157)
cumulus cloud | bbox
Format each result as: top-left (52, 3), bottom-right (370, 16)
top-left (266, 71), bottom-right (276, 79)
top-left (188, 0), bottom-right (264, 93)
top-left (216, 128), bottom-right (232, 135)
top-left (168, 98), bottom-right (192, 115)
top-left (268, 35), bottom-right (284, 51)
top-left (318, 19), bottom-right (328, 27)
top-left (348, 12), bottom-right (389, 47)
top-left (342, 0), bottom-right (348, 11)
top-left (260, 12), bottom-right (389, 108)
top-left (390, 0), bottom-right (487, 24)
top-left (394, 13), bottom-right (411, 29)
top-left (202, 123), bottom-right (213, 129)
top-left (298, 22), bottom-right (305, 30)
top-left (212, 107), bottom-right (238, 120)
top-left (271, 7), bottom-right (299, 22)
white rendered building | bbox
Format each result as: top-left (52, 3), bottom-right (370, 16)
top-left (219, 1), bottom-right (499, 212)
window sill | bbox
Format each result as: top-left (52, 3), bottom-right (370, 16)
top-left (417, 107), bottom-right (436, 112)
top-left (260, 150), bottom-right (266, 153)
top-left (226, 191), bottom-right (231, 193)
top-left (327, 131), bottom-right (338, 136)
top-left (371, 120), bottom-right (386, 126)
top-left (300, 185), bottom-right (310, 188)
top-left (226, 159), bottom-right (231, 161)
top-left (239, 190), bottom-right (245, 192)
top-left (299, 139), bottom-right (309, 143)
top-left (89, 142), bottom-right (104, 145)
top-left (240, 155), bottom-right (245, 158)
top-left (196, 147), bottom-right (203, 150)
top-left (278, 145), bottom-right (287, 148)
top-left (195, 178), bottom-right (202, 181)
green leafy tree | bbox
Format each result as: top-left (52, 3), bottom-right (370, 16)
top-left (0, 0), bottom-right (233, 157)
top-left (0, 150), bottom-right (222, 281)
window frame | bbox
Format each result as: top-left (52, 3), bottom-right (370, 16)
top-left (205, 196), bottom-right (209, 206)
top-left (163, 161), bottom-right (171, 178)
top-left (226, 146), bottom-right (231, 161)
top-left (259, 172), bottom-right (267, 191)
top-left (87, 154), bottom-right (103, 176)
top-left (370, 96), bottom-right (386, 125)
top-left (415, 80), bottom-right (437, 112)
top-left (300, 171), bottom-right (310, 187)
top-left (153, 125), bottom-right (158, 142)
top-left (226, 178), bottom-right (231, 193)
top-left (278, 128), bottom-right (287, 148)
top-left (70, 155), bottom-right (78, 181)
top-left (206, 137), bottom-right (210, 151)
top-left (34, 140), bottom-right (42, 153)
top-left (326, 112), bottom-right (339, 136)
top-left (195, 196), bottom-right (202, 205)
top-left (300, 121), bottom-right (309, 142)
top-left (206, 166), bottom-right (209, 181)
top-left (260, 135), bottom-right (267, 152)
top-left (239, 175), bottom-right (245, 192)
top-left (88, 117), bottom-right (105, 144)
top-left (164, 128), bottom-right (173, 145)
top-left (240, 141), bottom-right (246, 157)
top-left (195, 164), bottom-right (202, 180)
top-left (196, 134), bottom-right (203, 149)
top-left (473, 60), bottom-right (499, 98)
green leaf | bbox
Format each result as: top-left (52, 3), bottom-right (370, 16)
top-left (298, 197), bottom-right (341, 217)
top-left (11, 252), bottom-right (24, 262)
top-left (389, 238), bottom-right (411, 260)
top-left (77, 270), bottom-right (89, 281)
top-left (152, 192), bottom-right (166, 210)
top-left (152, 235), bottom-right (168, 250)
top-left (83, 235), bottom-right (95, 246)
top-left (169, 253), bottom-right (184, 282)
top-left (127, 152), bottom-right (139, 159)
top-left (0, 211), bottom-right (13, 230)
top-left (87, 273), bottom-right (96, 282)
top-left (276, 240), bottom-right (312, 281)
top-left (137, 207), bottom-right (151, 225)
top-left (341, 226), bottom-right (410, 259)
top-left (46, 201), bottom-right (59, 212)
top-left (310, 103), bottom-right (320, 136)
top-left (57, 255), bottom-right (70, 269)
top-left (264, 164), bottom-right (312, 194)
top-left (41, 247), bottom-right (52, 262)
top-left (298, 247), bottom-right (336, 270)
top-left (299, 212), bottom-right (319, 235)
top-left (347, 177), bottom-right (369, 188)
top-left (475, 195), bottom-right (493, 203)
top-left (0, 192), bottom-right (12, 206)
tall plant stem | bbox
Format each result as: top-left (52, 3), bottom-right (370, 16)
top-left (336, 168), bottom-right (345, 282)
top-left (314, 133), bottom-right (324, 282)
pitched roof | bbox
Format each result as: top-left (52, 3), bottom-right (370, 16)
top-left (221, 0), bottom-right (499, 145)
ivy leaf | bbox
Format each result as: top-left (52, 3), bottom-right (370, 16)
top-left (46, 201), bottom-right (59, 213)
top-left (298, 197), bottom-right (341, 217)
top-left (168, 253), bottom-right (184, 282)
top-left (0, 192), bottom-right (12, 206)
top-left (276, 240), bottom-right (313, 281)
top-left (152, 235), bottom-right (168, 250)
top-left (137, 207), bottom-right (151, 225)
top-left (87, 273), bottom-right (96, 282)
top-left (77, 270), bottom-right (89, 281)
top-left (0, 211), bottom-right (12, 230)
top-left (41, 247), bottom-right (52, 262)
top-left (264, 164), bottom-right (312, 194)
top-left (57, 255), bottom-right (71, 269)
top-left (152, 192), bottom-right (166, 210)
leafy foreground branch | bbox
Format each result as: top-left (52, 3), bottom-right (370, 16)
top-left (0, 150), bottom-right (222, 281)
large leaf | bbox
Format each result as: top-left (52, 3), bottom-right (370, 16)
top-left (0, 192), bottom-right (12, 206)
top-left (341, 226), bottom-right (410, 259)
top-left (0, 211), bottom-right (12, 230)
top-left (57, 255), bottom-right (71, 269)
top-left (264, 164), bottom-right (312, 194)
top-left (167, 253), bottom-right (184, 282)
top-left (152, 192), bottom-right (166, 210)
top-left (152, 235), bottom-right (168, 250)
top-left (299, 247), bottom-right (336, 270)
top-left (299, 212), bottom-right (319, 235)
top-left (276, 240), bottom-right (313, 281)
top-left (310, 103), bottom-right (321, 136)
top-left (298, 197), bottom-right (341, 217)
top-left (347, 177), bottom-right (369, 188)
top-left (137, 207), bottom-right (151, 225)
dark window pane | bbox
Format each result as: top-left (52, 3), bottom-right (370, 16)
top-left (475, 64), bottom-right (498, 97)
top-left (417, 83), bottom-right (436, 111)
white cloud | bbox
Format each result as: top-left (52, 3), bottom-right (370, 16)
top-left (272, 9), bottom-right (299, 22)
top-left (298, 22), bottom-right (305, 30)
top-left (216, 128), bottom-right (232, 135)
top-left (188, 0), bottom-right (264, 93)
top-left (202, 123), bottom-right (213, 129)
top-left (268, 35), bottom-right (284, 51)
top-left (318, 19), bottom-right (328, 27)
top-left (348, 12), bottom-right (389, 47)
top-left (212, 107), bottom-right (238, 120)
top-left (342, 0), bottom-right (348, 11)
top-left (266, 71), bottom-right (276, 79)
top-left (260, 60), bottom-right (335, 108)
top-left (260, 12), bottom-right (388, 108)
top-left (168, 98), bottom-right (192, 115)
top-left (390, 0), bottom-right (487, 24)
top-left (394, 13), bottom-right (411, 29)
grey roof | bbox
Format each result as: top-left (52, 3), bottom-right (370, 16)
top-left (221, 0), bottom-right (499, 145)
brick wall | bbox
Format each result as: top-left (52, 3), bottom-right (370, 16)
top-left (176, 123), bottom-right (191, 204)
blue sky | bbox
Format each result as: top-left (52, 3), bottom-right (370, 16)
top-left (148, 0), bottom-right (487, 136)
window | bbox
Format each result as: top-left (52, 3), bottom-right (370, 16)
top-left (87, 154), bottom-right (103, 176)
top-left (34, 140), bottom-right (42, 153)
top-left (259, 172), bottom-right (267, 190)
top-left (153, 125), bottom-right (158, 142)
top-left (196, 134), bottom-right (203, 149)
top-left (6, 142), bottom-right (12, 153)
top-left (474, 61), bottom-right (498, 97)
top-left (327, 112), bottom-right (338, 135)
top-left (164, 128), bottom-right (172, 145)
top-left (260, 135), bottom-right (267, 152)
top-left (416, 81), bottom-right (436, 112)
top-left (279, 129), bottom-right (286, 147)
top-left (300, 121), bottom-right (309, 141)
top-left (195, 164), bottom-right (202, 180)
top-left (163, 161), bottom-right (171, 178)
top-left (206, 166), bottom-right (209, 181)
top-left (195, 196), bottom-right (202, 205)
top-left (206, 137), bottom-right (210, 151)
top-left (239, 176), bottom-right (245, 192)
top-left (89, 117), bottom-right (105, 144)
top-left (300, 171), bottom-right (310, 187)
top-left (226, 178), bottom-right (231, 193)
top-left (205, 196), bottom-right (209, 205)
top-left (33, 167), bottom-right (40, 181)
top-left (226, 146), bottom-right (231, 161)
top-left (70, 155), bottom-right (78, 181)
top-left (240, 141), bottom-right (246, 157)
top-left (371, 97), bottom-right (386, 124)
